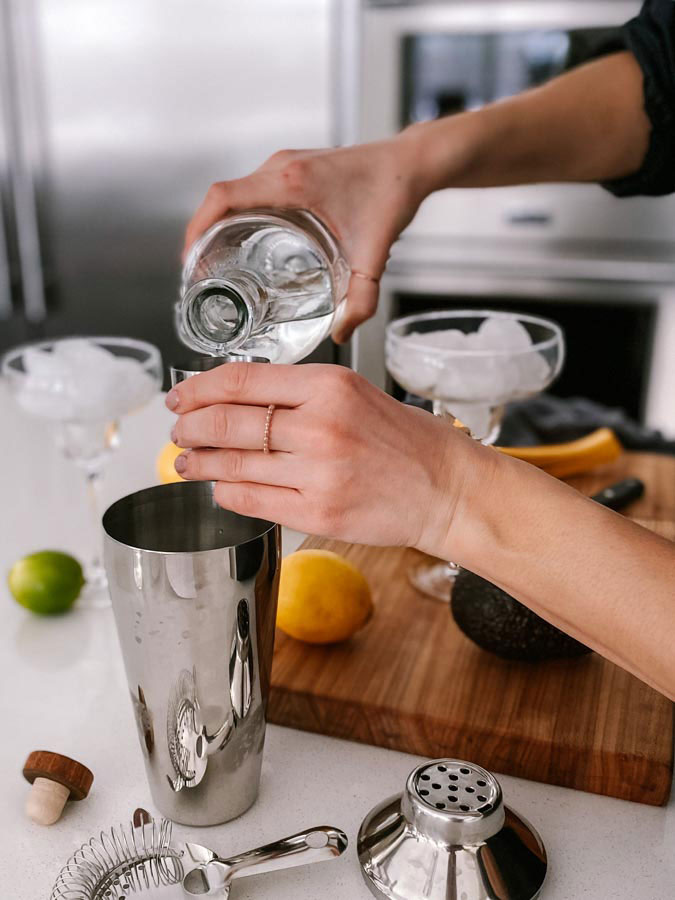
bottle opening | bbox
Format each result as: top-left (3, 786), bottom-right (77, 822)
top-left (189, 286), bottom-right (247, 343)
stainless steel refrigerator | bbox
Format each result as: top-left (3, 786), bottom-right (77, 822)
top-left (0, 0), bottom-right (333, 368)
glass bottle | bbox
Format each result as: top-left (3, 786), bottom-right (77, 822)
top-left (177, 209), bottom-right (350, 364)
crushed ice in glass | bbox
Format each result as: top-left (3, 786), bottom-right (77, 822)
top-left (17, 338), bottom-right (156, 422)
top-left (387, 318), bottom-right (551, 404)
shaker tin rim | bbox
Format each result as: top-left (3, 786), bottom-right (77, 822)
top-left (102, 480), bottom-right (277, 556)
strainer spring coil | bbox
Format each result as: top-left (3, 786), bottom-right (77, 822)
top-left (50, 816), bottom-right (183, 899)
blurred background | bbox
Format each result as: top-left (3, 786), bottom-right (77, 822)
top-left (1, 0), bottom-right (674, 435)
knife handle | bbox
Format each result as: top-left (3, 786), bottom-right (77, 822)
top-left (591, 478), bottom-right (644, 511)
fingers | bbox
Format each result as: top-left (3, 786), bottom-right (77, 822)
top-left (166, 362), bottom-right (311, 414)
top-left (176, 448), bottom-right (300, 488)
top-left (332, 272), bottom-right (379, 343)
top-left (183, 168), bottom-right (299, 256)
top-left (173, 403), bottom-right (296, 452)
top-left (213, 480), bottom-right (305, 524)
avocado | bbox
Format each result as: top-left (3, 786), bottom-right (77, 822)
top-left (450, 570), bottom-right (591, 661)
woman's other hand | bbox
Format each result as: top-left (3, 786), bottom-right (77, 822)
top-left (166, 362), bottom-right (481, 556)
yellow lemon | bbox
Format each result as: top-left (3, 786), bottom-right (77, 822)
top-left (277, 549), bottom-right (373, 644)
top-left (157, 441), bottom-right (185, 484)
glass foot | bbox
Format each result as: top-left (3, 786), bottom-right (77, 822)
top-left (77, 563), bottom-right (110, 610)
top-left (408, 561), bottom-right (459, 603)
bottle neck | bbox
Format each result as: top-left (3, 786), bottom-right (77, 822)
top-left (179, 272), bottom-right (267, 356)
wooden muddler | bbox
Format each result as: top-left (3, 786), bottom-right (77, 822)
top-left (23, 750), bottom-right (93, 825)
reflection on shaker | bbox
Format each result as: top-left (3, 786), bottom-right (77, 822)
top-left (166, 667), bottom-right (235, 793)
top-left (166, 668), bottom-right (209, 792)
top-left (165, 555), bottom-right (197, 599)
top-left (134, 686), bottom-right (155, 756)
top-left (230, 599), bottom-right (254, 721)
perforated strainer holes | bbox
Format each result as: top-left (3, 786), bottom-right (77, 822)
top-left (413, 761), bottom-right (501, 815)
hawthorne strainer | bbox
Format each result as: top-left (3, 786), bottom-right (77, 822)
top-left (358, 758), bottom-right (547, 900)
top-left (51, 810), bottom-right (347, 899)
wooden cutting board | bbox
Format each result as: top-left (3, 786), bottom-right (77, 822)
top-left (268, 452), bottom-right (675, 805)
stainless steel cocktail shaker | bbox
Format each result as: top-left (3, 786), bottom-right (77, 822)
top-left (103, 481), bottom-right (281, 826)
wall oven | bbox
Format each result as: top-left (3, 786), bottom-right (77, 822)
top-left (340, 1), bottom-right (675, 435)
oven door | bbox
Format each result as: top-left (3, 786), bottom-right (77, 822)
top-left (359, 1), bottom-right (675, 248)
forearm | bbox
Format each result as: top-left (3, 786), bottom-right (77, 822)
top-left (442, 439), bottom-right (675, 699)
top-left (401, 52), bottom-right (651, 194)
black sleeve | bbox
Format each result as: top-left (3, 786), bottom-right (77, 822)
top-left (602, 0), bottom-right (675, 197)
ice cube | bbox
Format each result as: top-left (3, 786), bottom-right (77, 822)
top-left (514, 351), bottom-right (551, 394)
top-left (476, 317), bottom-right (532, 351)
top-left (416, 328), bottom-right (469, 351)
top-left (16, 381), bottom-right (74, 420)
top-left (112, 358), bottom-right (157, 417)
top-left (435, 355), bottom-right (504, 402)
top-left (23, 346), bottom-right (80, 385)
top-left (387, 335), bottom-right (440, 396)
top-left (55, 338), bottom-right (119, 371)
top-left (19, 348), bottom-right (74, 419)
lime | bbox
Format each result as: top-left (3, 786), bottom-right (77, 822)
top-left (8, 551), bottom-right (85, 615)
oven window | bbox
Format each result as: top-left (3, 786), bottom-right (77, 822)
top-left (401, 28), bottom-right (619, 126)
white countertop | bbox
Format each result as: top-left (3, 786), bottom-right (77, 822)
top-left (1, 386), bottom-right (674, 900)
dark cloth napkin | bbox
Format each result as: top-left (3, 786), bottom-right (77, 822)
top-left (499, 395), bottom-right (675, 454)
top-left (405, 393), bottom-right (675, 455)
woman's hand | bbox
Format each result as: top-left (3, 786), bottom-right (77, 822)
top-left (166, 361), bottom-right (675, 699)
top-left (183, 137), bottom-right (430, 343)
top-left (166, 362), bottom-right (480, 555)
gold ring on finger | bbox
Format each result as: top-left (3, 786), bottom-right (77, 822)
top-left (263, 404), bottom-right (275, 454)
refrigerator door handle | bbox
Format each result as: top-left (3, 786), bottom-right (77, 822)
top-left (0, 198), bottom-right (11, 320)
top-left (4, 0), bottom-right (47, 323)
top-left (0, 0), bottom-right (16, 319)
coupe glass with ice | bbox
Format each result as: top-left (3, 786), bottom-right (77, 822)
top-left (2, 337), bottom-right (162, 607)
top-left (386, 310), bottom-right (564, 600)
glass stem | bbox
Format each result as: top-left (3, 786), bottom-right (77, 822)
top-left (84, 466), bottom-right (106, 587)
